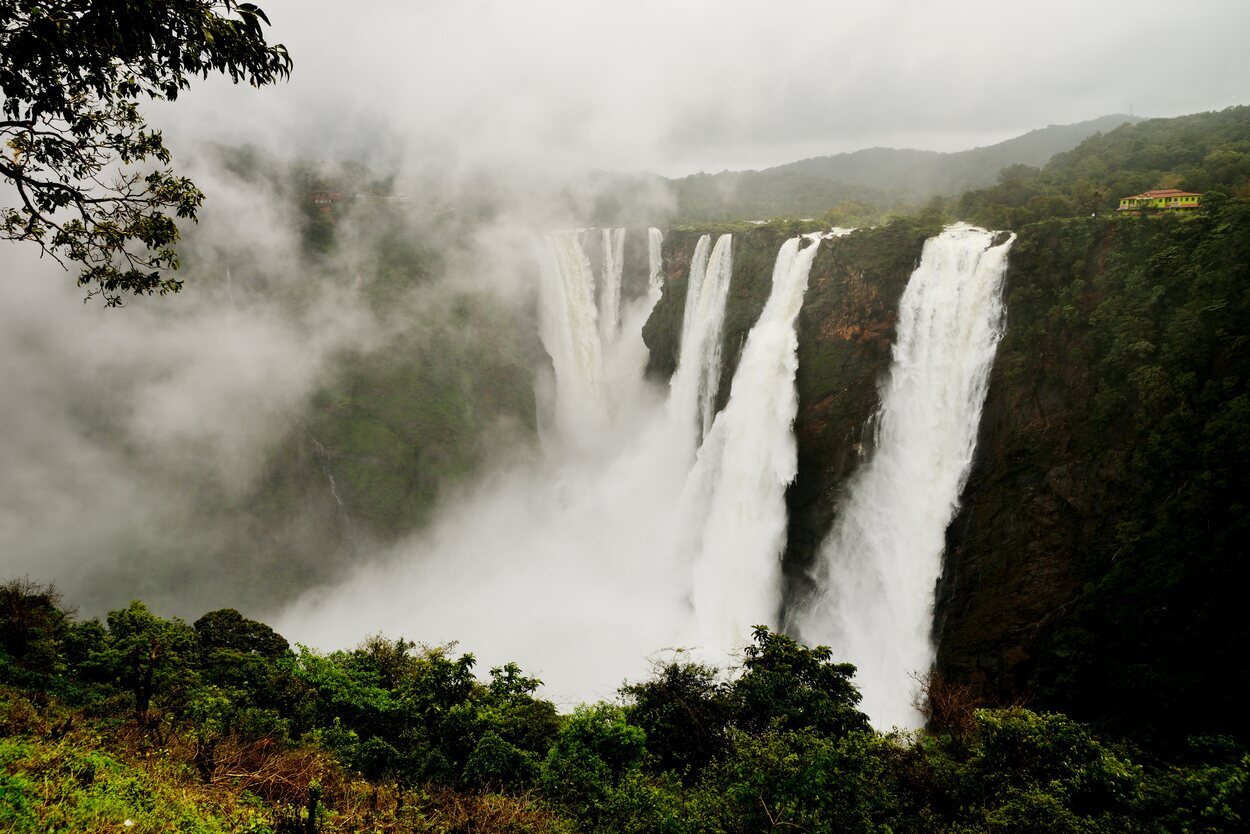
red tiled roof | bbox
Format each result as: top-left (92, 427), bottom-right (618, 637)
top-left (1128, 189), bottom-right (1202, 198)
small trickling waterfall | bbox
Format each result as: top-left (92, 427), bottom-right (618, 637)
top-left (685, 235), bottom-right (821, 655)
top-left (668, 234), bottom-right (734, 444)
top-left (600, 228), bottom-right (626, 343)
top-left (306, 429), bottom-right (360, 551)
top-left (795, 223), bottom-right (1015, 730)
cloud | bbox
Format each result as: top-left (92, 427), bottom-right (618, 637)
top-left (153, 0), bottom-right (1250, 175)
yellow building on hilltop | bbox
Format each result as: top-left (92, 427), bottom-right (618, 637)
top-left (1118, 188), bottom-right (1202, 212)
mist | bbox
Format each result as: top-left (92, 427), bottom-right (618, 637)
top-left (0, 158), bottom-right (374, 614)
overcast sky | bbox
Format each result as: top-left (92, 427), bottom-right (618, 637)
top-left (157, 0), bottom-right (1250, 177)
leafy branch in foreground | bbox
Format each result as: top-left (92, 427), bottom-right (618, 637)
top-left (0, 0), bottom-right (291, 305)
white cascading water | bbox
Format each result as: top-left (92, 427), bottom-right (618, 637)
top-left (282, 225), bottom-right (811, 707)
top-left (600, 228), bottom-right (626, 343)
top-left (795, 223), bottom-right (1015, 730)
top-left (683, 235), bottom-right (822, 655)
top-left (537, 231), bottom-right (607, 442)
top-left (668, 234), bottom-right (734, 444)
top-left (647, 227), bottom-right (664, 305)
top-left (605, 228), bottom-right (664, 402)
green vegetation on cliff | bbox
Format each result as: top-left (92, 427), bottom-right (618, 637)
top-left (958, 106), bottom-right (1250, 227)
top-left (667, 115), bottom-right (1138, 224)
top-left (937, 197), bottom-right (1250, 746)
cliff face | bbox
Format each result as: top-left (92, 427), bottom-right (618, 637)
top-left (937, 206), bottom-right (1250, 742)
top-left (644, 205), bottom-right (1250, 743)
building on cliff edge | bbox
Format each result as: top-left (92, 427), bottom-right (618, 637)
top-left (1117, 188), bottom-right (1202, 212)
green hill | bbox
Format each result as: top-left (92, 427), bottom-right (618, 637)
top-left (959, 105), bottom-right (1250, 226)
top-left (667, 114), bottom-right (1139, 222)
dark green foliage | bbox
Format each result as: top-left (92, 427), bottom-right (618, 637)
top-left (2, 587), bottom-right (1247, 831)
top-left (694, 729), bottom-right (898, 834)
top-left (621, 662), bottom-right (729, 782)
top-left (91, 601), bottom-right (198, 716)
top-left (0, 0), bottom-right (291, 304)
top-left (730, 626), bottom-right (870, 738)
top-left (463, 730), bottom-right (539, 792)
top-left (964, 709), bottom-right (1140, 829)
top-left (540, 704), bottom-right (647, 822)
top-left (0, 579), bottom-right (70, 687)
top-left (281, 637), bottom-right (560, 791)
top-left (1142, 737), bottom-right (1250, 833)
top-left (194, 609), bottom-right (289, 659)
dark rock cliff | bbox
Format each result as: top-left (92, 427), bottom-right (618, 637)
top-left (936, 207), bottom-right (1250, 742)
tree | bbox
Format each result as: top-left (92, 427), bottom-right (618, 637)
top-left (193, 607), bottom-right (288, 693)
top-left (621, 661), bottom-right (730, 782)
top-left (540, 704), bottom-right (647, 818)
top-left (0, 578), bottom-right (70, 686)
top-left (0, 0), bottom-right (291, 305)
top-left (93, 600), bottom-right (198, 718)
top-left (730, 626), bottom-right (870, 739)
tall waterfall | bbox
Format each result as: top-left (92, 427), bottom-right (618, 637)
top-left (685, 235), bottom-right (821, 654)
top-left (600, 228), bottom-right (626, 343)
top-left (795, 223), bottom-right (1014, 730)
top-left (538, 231), bottom-right (607, 441)
top-left (669, 234), bottom-right (734, 443)
top-left (646, 227), bottom-right (664, 307)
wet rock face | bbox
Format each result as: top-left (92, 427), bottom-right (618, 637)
top-left (931, 219), bottom-right (1121, 708)
top-left (939, 211), bottom-right (1250, 743)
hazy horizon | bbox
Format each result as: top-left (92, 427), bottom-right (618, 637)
top-left (150, 0), bottom-right (1249, 178)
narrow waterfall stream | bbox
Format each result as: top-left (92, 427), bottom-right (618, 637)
top-left (668, 234), bottom-right (734, 446)
top-left (600, 227), bottom-right (626, 342)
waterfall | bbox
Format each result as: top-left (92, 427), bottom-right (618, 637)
top-left (306, 429), bottom-right (359, 551)
top-left (538, 230), bottom-right (607, 441)
top-left (795, 223), bottom-right (1014, 730)
top-left (668, 234), bottom-right (734, 444)
top-left (607, 227), bottom-right (666, 396)
top-left (647, 227), bottom-right (664, 305)
top-left (600, 228), bottom-right (626, 343)
top-left (685, 235), bottom-right (821, 655)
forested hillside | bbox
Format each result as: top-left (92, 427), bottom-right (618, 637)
top-left (938, 201), bottom-right (1250, 740)
top-left (959, 106), bottom-right (1250, 225)
top-left (667, 114), bottom-right (1137, 222)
